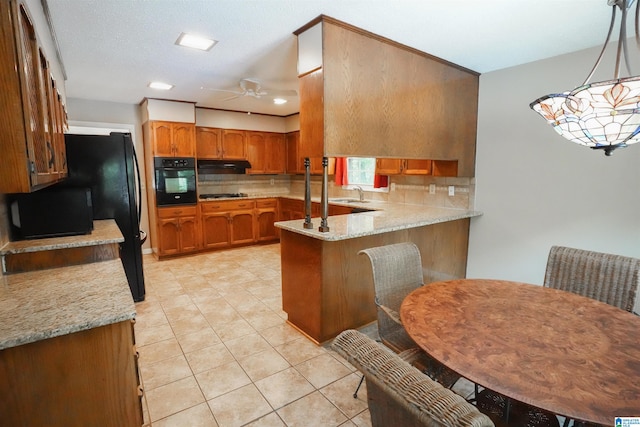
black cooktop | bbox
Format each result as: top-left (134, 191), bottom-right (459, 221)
top-left (199, 193), bottom-right (248, 199)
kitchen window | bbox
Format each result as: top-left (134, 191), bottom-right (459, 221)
top-left (343, 157), bottom-right (388, 191)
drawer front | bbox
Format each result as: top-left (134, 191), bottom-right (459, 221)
top-left (157, 206), bottom-right (197, 218)
top-left (201, 199), bottom-right (256, 213)
top-left (256, 198), bottom-right (277, 208)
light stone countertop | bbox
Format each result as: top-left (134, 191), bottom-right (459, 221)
top-left (0, 219), bottom-right (135, 351)
top-left (0, 219), bottom-right (124, 255)
top-left (275, 198), bottom-right (482, 241)
top-left (0, 259), bottom-right (135, 350)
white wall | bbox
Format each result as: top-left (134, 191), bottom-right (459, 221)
top-left (467, 44), bottom-right (640, 285)
top-left (196, 108), bottom-right (296, 132)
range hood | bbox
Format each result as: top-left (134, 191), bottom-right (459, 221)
top-left (197, 159), bottom-right (252, 174)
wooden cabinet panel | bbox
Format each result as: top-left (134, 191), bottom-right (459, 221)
top-left (158, 219), bottom-right (180, 256)
top-left (285, 131), bottom-right (302, 174)
top-left (375, 158), bottom-right (434, 176)
top-left (246, 131), bottom-right (265, 174)
top-left (264, 132), bottom-right (285, 174)
top-left (195, 126), bottom-right (221, 158)
top-left (197, 127), bottom-right (246, 159)
top-left (172, 123), bottom-right (196, 157)
top-left (200, 200), bottom-right (256, 250)
top-left (403, 159), bottom-right (432, 175)
top-left (222, 129), bottom-right (246, 159)
top-left (279, 198), bottom-right (306, 221)
top-left (299, 68), bottom-right (324, 159)
top-left (222, 130), bottom-right (246, 159)
top-left (151, 122), bottom-right (174, 157)
top-left (151, 121), bottom-right (195, 157)
top-left (157, 206), bottom-right (199, 256)
top-left (0, 0), bottom-right (67, 192)
top-left (201, 213), bottom-right (230, 249)
top-left (0, 321), bottom-right (142, 426)
top-left (284, 131), bottom-right (333, 176)
top-left (157, 206), bottom-right (197, 218)
top-left (178, 216), bottom-right (199, 252)
top-left (256, 198), bottom-right (279, 242)
top-left (432, 160), bottom-right (458, 177)
top-left (375, 158), bottom-right (402, 175)
top-left (230, 211), bottom-right (255, 244)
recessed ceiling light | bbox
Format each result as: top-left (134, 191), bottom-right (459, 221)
top-left (176, 32), bottom-right (217, 51)
top-left (273, 98), bottom-right (288, 105)
top-left (148, 81), bottom-right (174, 90)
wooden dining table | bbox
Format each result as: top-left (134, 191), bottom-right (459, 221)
top-left (400, 278), bottom-right (640, 426)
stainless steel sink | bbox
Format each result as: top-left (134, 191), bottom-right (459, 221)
top-left (330, 198), bottom-right (370, 204)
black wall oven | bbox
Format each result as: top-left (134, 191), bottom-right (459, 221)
top-left (154, 157), bottom-right (197, 206)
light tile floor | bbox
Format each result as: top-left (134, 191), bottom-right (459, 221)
top-left (135, 243), bottom-right (374, 427)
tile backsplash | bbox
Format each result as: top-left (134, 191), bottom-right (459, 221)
top-left (199, 173), bottom-right (474, 210)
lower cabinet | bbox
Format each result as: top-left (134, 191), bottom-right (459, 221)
top-left (157, 197), bottom-right (354, 257)
top-left (201, 200), bottom-right (256, 249)
top-left (0, 320), bottom-right (142, 427)
top-left (256, 199), bottom-right (279, 241)
top-left (157, 206), bottom-right (200, 256)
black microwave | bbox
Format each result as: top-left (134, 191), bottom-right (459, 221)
top-left (8, 188), bottom-right (94, 240)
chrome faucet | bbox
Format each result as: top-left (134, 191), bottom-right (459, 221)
top-left (354, 185), bottom-right (364, 202)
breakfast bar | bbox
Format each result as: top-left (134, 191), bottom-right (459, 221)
top-left (275, 201), bottom-right (481, 344)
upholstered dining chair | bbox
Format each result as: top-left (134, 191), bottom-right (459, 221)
top-left (353, 242), bottom-right (460, 398)
top-left (544, 245), bottom-right (640, 314)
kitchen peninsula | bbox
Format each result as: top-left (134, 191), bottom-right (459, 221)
top-left (276, 200), bottom-right (481, 344)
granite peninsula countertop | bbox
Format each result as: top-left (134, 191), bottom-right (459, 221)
top-left (0, 220), bottom-right (135, 351)
top-left (275, 198), bottom-right (482, 241)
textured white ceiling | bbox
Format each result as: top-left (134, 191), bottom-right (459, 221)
top-left (46, 0), bottom-right (619, 116)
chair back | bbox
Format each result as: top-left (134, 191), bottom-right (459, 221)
top-left (544, 245), bottom-right (640, 314)
top-left (359, 242), bottom-right (424, 350)
top-left (332, 330), bottom-right (494, 427)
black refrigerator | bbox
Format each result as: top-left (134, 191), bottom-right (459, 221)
top-left (61, 132), bottom-right (145, 302)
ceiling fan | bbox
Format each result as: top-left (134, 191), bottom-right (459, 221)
top-left (203, 78), bottom-right (297, 101)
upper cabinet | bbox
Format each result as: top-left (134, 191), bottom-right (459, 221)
top-left (246, 131), bottom-right (285, 174)
top-left (149, 121), bottom-right (195, 157)
top-left (196, 127), bottom-right (246, 159)
top-left (1, 0), bottom-right (68, 193)
top-left (294, 16), bottom-right (479, 177)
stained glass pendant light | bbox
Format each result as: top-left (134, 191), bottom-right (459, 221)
top-left (530, 0), bottom-right (640, 156)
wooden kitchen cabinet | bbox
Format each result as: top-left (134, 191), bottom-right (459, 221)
top-left (264, 132), bottom-right (286, 174)
top-left (246, 131), bottom-right (266, 173)
top-left (279, 198), bottom-right (306, 221)
top-left (284, 131), bottom-right (334, 176)
top-left (278, 198), bottom-right (325, 221)
top-left (0, 0), bottom-right (67, 193)
top-left (0, 320), bottom-right (142, 427)
top-left (255, 199), bottom-right (279, 241)
top-left (296, 17), bottom-right (478, 177)
top-left (150, 121), bottom-right (196, 157)
top-left (299, 68), bottom-right (324, 159)
top-left (285, 131), bottom-right (302, 174)
top-left (376, 158), bottom-right (432, 175)
top-left (157, 206), bottom-right (199, 256)
top-left (246, 131), bottom-right (285, 174)
top-left (200, 200), bottom-right (256, 249)
top-left (196, 127), bottom-right (246, 159)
